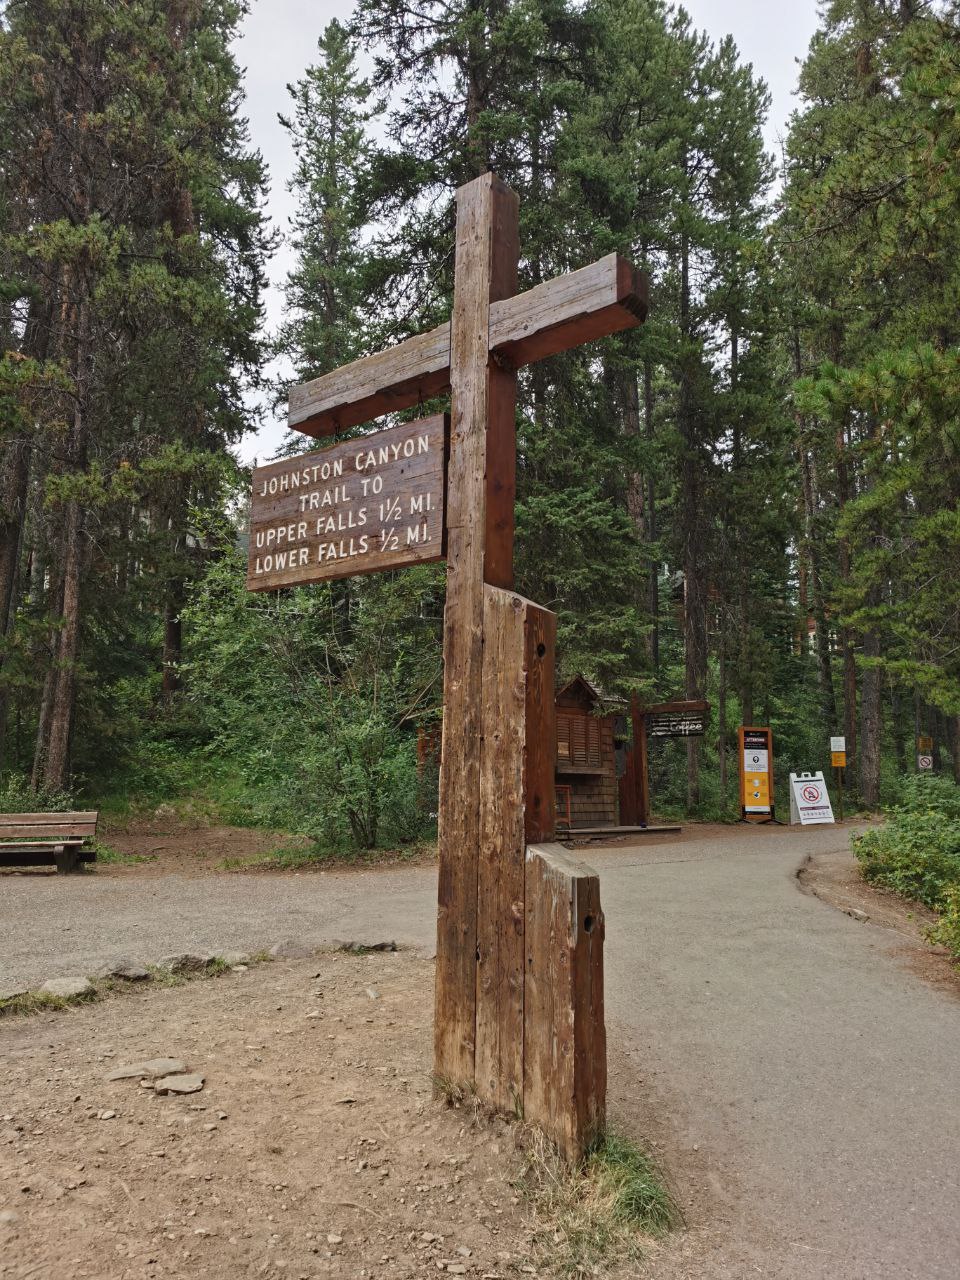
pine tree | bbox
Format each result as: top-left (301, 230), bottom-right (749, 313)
top-left (0, 0), bottom-right (269, 789)
top-left (783, 0), bottom-right (960, 795)
top-left (277, 19), bottom-right (376, 387)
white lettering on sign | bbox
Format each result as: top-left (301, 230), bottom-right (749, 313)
top-left (246, 416), bottom-right (447, 591)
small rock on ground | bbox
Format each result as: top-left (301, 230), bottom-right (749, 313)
top-left (107, 1058), bottom-right (187, 1082)
top-left (95, 957), bottom-right (151, 981)
top-left (154, 1073), bottom-right (204, 1095)
top-left (268, 939), bottom-right (313, 960)
top-left (157, 953), bottom-right (215, 974)
top-left (335, 940), bottom-right (397, 954)
top-left (39, 977), bottom-right (93, 999)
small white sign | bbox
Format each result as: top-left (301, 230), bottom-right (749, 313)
top-left (789, 772), bottom-right (835, 826)
top-left (830, 737), bottom-right (846, 753)
top-left (918, 754), bottom-right (934, 772)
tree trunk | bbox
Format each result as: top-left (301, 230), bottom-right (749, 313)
top-left (162, 589), bottom-right (184, 702)
top-left (835, 418), bottom-right (857, 772)
top-left (0, 440), bottom-right (31, 771)
top-left (859, 621), bottom-right (882, 809)
top-left (35, 275), bottom-right (92, 792)
top-left (31, 661), bottom-right (56, 790)
top-left (718, 624), bottom-right (728, 795)
top-left (948, 714), bottom-right (960, 784)
top-left (0, 440), bottom-right (32, 635)
top-left (42, 499), bottom-right (85, 791)
top-left (643, 357), bottom-right (659, 671)
top-left (799, 444), bottom-right (837, 727)
top-left (890, 685), bottom-right (907, 776)
top-left (678, 228), bottom-right (705, 810)
top-left (611, 359), bottom-right (653, 666)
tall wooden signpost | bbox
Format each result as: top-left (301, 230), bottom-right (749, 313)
top-left (249, 173), bottom-right (648, 1160)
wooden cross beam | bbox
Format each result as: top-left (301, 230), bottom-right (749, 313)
top-left (289, 254), bottom-right (648, 440)
top-left (286, 172), bottom-right (647, 1157)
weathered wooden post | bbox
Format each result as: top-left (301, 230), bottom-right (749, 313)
top-left (251, 170), bottom-right (648, 1159)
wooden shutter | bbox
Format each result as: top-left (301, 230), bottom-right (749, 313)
top-left (557, 714), bottom-right (571, 762)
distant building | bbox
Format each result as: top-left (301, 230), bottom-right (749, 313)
top-left (555, 676), bottom-right (626, 831)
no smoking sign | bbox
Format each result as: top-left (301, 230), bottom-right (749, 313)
top-left (790, 772), bottom-right (835, 826)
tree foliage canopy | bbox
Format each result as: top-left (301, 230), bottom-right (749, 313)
top-left (0, 0), bottom-right (956, 842)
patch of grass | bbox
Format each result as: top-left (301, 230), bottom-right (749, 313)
top-left (0, 990), bottom-right (72, 1017)
top-left (1, 952), bottom-right (258, 1019)
top-left (518, 1129), bottom-right (680, 1278)
top-left (0, 981), bottom-right (101, 1018)
top-left (220, 842), bottom-right (321, 871)
top-left (432, 1074), bottom-right (469, 1108)
top-left (219, 840), bottom-right (433, 872)
top-left (91, 840), bottom-right (151, 866)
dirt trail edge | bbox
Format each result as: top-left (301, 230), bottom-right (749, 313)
top-left (0, 952), bottom-right (536, 1280)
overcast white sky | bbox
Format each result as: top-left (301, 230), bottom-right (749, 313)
top-left (233, 0), bottom-right (820, 463)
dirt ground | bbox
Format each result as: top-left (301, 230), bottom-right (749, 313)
top-left (97, 812), bottom-right (431, 878)
top-left (1, 950), bottom-right (545, 1280)
top-left (798, 844), bottom-right (960, 998)
top-left (95, 813), bottom-right (700, 879)
top-left (4, 823), bottom-right (958, 1280)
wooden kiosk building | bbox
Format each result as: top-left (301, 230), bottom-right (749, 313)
top-left (554, 677), bottom-right (624, 830)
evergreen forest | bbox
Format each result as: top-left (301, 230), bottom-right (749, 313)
top-left (1, 0), bottom-right (958, 846)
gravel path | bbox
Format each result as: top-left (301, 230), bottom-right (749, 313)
top-left (3, 823), bottom-right (959, 1278)
top-left (1, 864), bottom-right (437, 991)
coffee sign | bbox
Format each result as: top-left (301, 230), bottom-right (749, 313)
top-left (247, 415), bottom-right (447, 591)
top-left (646, 700), bottom-right (709, 739)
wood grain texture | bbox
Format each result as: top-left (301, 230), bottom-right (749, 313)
top-left (246, 416), bottom-right (446, 591)
top-left (0, 812), bottom-right (98, 839)
top-left (489, 255), bottom-right (648, 369)
top-left (524, 843), bottom-right (606, 1162)
top-left (635, 698), bottom-right (651, 827)
top-left (476, 587), bottom-right (527, 1109)
top-left (476, 588), bottom-right (557, 1110)
top-left (435, 174), bottom-right (520, 1089)
top-left (482, 190), bottom-right (520, 590)
top-left (524, 603), bottom-right (557, 843)
top-left (288, 324), bottom-right (450, 438)
top-left (287, 256), bottom-right (648, 438)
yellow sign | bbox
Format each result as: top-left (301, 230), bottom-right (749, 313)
top-left (748, 770), bottom-right (771, 809)
top-left (831, 751), bottom-right (847, 769)
top-left (917, 735), bottom-right (934, 753)
top-left (740, 726), bottom-right (774, 819)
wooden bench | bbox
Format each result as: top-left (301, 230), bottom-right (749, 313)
top-left (0, 812), bottom-right (99, 873)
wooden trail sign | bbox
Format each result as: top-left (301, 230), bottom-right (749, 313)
top-left (273, 171), bottom-right (648, 1160)
top-left (646, 699), bottom-right (709, 739)
top-left (247, 415), bottom-right (446, 591)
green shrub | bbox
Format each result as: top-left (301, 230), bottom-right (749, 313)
top-left (854, 776), bottom-right (960, 959)
top-left (0, 773), bottom-right (74, 813)
top-left (928, 885), bottom-right (960, 958)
